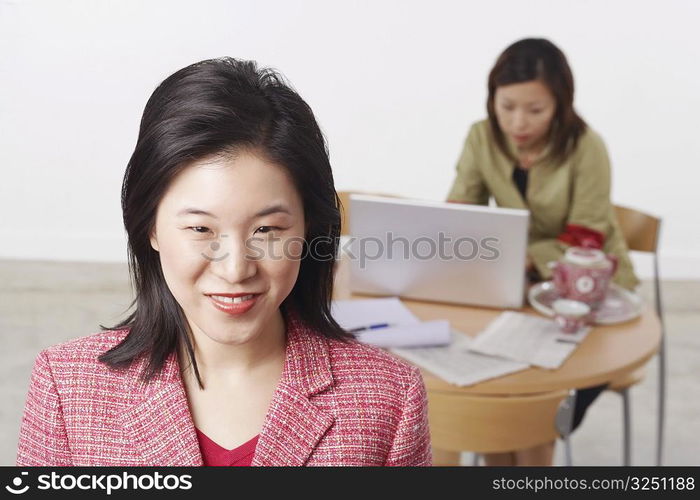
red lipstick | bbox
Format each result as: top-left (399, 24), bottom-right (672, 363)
top-left (206, 293), bottom-right (260, 316)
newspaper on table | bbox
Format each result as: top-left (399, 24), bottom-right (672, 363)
top-left (468, 311), bottom-right (592, 369)
top-left (391, 329), bottom-right (529, 386)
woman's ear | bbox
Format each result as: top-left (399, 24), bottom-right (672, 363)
top-left (150, 230), bottom-right (160, 252)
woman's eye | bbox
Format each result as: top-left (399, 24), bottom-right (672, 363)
top-left (254, 226), bottom-right (279, 235)
top-left (530, 109), bottom-right (543, 114)
top-left (188, 226), bottom-right (211, 234)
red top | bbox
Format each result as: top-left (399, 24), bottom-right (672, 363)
top-left (195, 428), bottom-right (259, 466)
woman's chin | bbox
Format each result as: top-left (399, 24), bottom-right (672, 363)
top-left (203, 326), bottom-right (259, 346)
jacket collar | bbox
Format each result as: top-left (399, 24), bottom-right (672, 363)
top-left (116, 306), bottom-right (335, 466)
top-left (488, 125), bottom-right (553, 209)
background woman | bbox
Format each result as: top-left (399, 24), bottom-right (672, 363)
top-left (447, 38), bottom-right (639, 465)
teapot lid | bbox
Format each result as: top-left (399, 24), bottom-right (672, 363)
top-left (564, 246), bottom-right (608, 267)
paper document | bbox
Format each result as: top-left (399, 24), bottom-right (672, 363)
top-left (469, 311), bottom-right (591, 369)
top-left (331, 297), bottom-right (420, 327)
top-left (354, 319), bottom-right (451, 347)
top-left (391, 330), bottom-right (529, 386)
top-left (331, 298), bottom-right (450, 347)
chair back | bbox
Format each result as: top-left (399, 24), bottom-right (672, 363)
top-left (428, 390), bottom-right (569, 453)
top-left (614, 205), bottom-right (661, 254)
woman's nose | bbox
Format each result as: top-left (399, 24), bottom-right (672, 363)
top-left (210, 236), bottom-right (257, 283)
top-left (512, 110), bottom-right (528, 131)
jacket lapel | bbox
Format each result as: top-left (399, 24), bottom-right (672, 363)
top-left (502, 133), bottom-right (554, 209)
top-left (117, 352), bottom-right (203, 466)
top-left (251, 308), bottom-right (335, 466)
top-left (118, 307), bottom-right (335, 466)
top-left (250, 381), bottom-right (334, 466)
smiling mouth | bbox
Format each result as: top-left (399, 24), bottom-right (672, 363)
top-left (207, 293), bottom-right (260, 315)
top-left (208, 294), bottom-right (257, 303)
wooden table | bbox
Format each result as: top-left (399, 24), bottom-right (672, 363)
top-left (333, 257), bottom-right (662, 461)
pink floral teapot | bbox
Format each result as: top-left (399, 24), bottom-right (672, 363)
top-left (548, 246), bottom-right (618, 310)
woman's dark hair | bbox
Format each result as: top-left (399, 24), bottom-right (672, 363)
top-left (99, 57), bottom-right (353, 389)
top-left (486, 38), bottom-right (587, 163)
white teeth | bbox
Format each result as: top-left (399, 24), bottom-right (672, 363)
top-left (211, 294), bottom-right (255, 304)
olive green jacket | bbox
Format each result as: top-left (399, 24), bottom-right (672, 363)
top-left (446, 119), bottom-right (639, 290)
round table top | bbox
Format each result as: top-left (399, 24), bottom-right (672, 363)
top-left (333, 257), bottom-right (661, 395)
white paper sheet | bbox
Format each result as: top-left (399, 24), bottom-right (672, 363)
top-left (468, 311), bottom-right (591, 369)
top-left (331, 298), bottom-right (450, 347)
top-left (331, 297), bottom-right (420, 328)
top-left (391, 330), bottom-right (530, 386)
top-left (355, 319), bottom-right (451, 347)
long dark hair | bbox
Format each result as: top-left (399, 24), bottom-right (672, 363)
top-left (99, 57), bottom-right (353, 389)
top-left (486, 38), bottom-right (587, 163)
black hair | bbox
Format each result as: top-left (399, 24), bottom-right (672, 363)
top-left (99, 57), bottom-right (353, 389)
top-left (487, 38), bottom-right (587, 163)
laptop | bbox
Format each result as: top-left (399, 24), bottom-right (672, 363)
top-left (346, 194), bottom-right (530, 309)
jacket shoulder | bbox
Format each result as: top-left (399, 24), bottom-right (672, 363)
top-left (326, 338), bottom-right (421, 389)
top-left (466, 118), bottom-right (492, 144)
top-left (574, 124), bottom-right (608, 155)
top-left (41, 328), bottom-right (130, 364)
top-left (35, 329), bottom-right (134, 390)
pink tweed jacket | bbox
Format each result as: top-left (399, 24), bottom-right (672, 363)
top-left (16, 309), bottom-right (432, 466)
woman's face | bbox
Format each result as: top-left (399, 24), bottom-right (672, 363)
top-left (149, 150), bottom-right (306, 346)
top-left (494, 79), bottom-right (557, 151)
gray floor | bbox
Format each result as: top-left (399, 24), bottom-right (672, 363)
top-left (1, 259), bottom-right (698, 466)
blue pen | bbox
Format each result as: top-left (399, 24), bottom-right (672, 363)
top-left (348, 323), bottom-right (392, 333)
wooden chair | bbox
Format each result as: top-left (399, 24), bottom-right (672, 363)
top-left (429, 389), bottom-right (575, 466)
top-left (608, 205), bottom-right (665, 465)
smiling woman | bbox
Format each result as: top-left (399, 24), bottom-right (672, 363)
top-left (16, 57), bottom-right (431, 467)
top-left (148, 152), bottom-right (307, 357)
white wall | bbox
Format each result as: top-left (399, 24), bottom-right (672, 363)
top-left (1, 0), bottom-right (699, 278)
